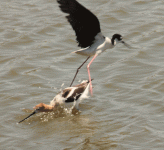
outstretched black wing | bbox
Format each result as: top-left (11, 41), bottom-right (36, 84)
top-left (57, 0), bottom-right (101, 48)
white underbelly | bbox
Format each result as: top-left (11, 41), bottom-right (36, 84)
top-left (72, 35), bottom-right (113, 56)
top-left (73, 47), bottom-right (97, 56)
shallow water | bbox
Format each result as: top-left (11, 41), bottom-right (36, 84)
top-left (1, 0), bottom-right (164, 149)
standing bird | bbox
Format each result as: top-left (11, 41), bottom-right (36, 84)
top-left (57, 0), bottom-right (130, 95)
top-left (18, 80), bottom-right (91, 123)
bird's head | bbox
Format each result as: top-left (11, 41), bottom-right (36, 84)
top-left (18, 103), bottom-right (54, 123)
top-left (33, 103), bottom-right (53, 112)
top-left (111, 34), bottom-right (131, 48)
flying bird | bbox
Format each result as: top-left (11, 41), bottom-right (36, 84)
top-left (57, 0), bottom-right (130, 95)
top-left (18, 80), bottom-right (91, 123)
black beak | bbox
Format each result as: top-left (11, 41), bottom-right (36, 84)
top-left (18, 110), bottom-right (36, 123)
top-left (121, 41), bottom-right (131, 49)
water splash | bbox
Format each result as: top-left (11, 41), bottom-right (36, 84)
top-left (41, 81), bottom-right (90, 122)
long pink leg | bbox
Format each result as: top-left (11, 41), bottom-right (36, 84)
top-left (87, 54), bottom-right (98, 95)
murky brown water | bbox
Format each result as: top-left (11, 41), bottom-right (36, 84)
top-left (1, 0), bottom-right (164, 149)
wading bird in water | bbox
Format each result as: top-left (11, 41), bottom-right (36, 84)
top-left (18, 80), bottom-right (91, 123)
top-left (57, 0), bottom-right (130, 95)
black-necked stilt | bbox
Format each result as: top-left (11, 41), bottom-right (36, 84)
top-left (57, 0), bottom-right (130, 95)
top-left (18, 80), bottom-right (91, 123)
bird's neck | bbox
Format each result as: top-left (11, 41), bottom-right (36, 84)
top-left (111, 37), bottom-right (115, 46)
top-left (42, 104), bottom-right (54, 112)
top-left (105, 37), bottom-right (115, 48)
